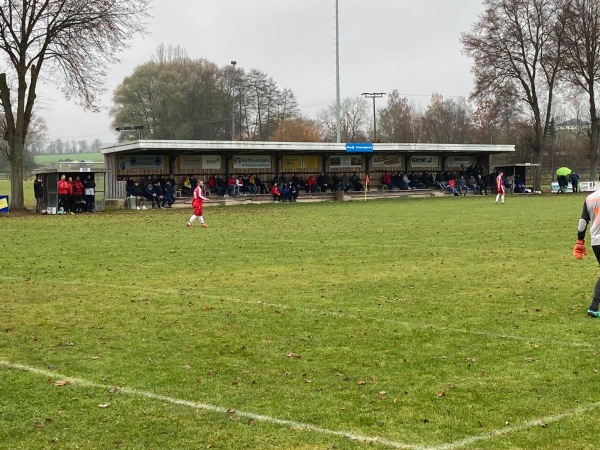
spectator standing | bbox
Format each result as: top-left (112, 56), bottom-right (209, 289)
top-left (57, 174), bottom-right (69, 214)
top-left (495, 171), bottom-right (505, 204)
top-left (162, 181), bottom-right (176, 208)
top-left (73, 176), bottom-right (85, 212)
top-left (34, 176), bottom-right (44, 213)
top-left (570, 172), bottom-right (580, 194)
top-left (187, 180), bottom-right (209, 228)
top-left (66, 176), bottom-right (75, 214)
top-left (84, 175), bottom-right (96, 213)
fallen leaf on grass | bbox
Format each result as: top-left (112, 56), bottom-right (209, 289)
top-left (54, 380), bottom-right (69, 386)
top-left (358, 380), bottom-right (366, 385)
top-left (286, 352), bottom-right (301, 359)
top-left (98, 403), bottom-right (111, 409)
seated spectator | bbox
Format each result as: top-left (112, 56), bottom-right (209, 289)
top-left (132, 181), bottom-right (147, 209)
top-left (153, 181), bottom-right (165, 208)
top-left (228, 175), bottom-right (238, 196)
top-left (270, 183), bottom-right (281, 202)
top-left (208, 175), bottom-right (218, 195)
top-left (162, 181), bottom-right (176, 207)
top-left (125, 177), bottom-right (136, 196)
top-left (317, 172), bottom-right (329, 192)
top-left (182, 178), bottom-right (192, 196)
top-left (476, 175), bottom-right (487, 195)
top-left (448, 179), bottom-right (459, 196)
top-left (351, 172), bottom-right (363, 191)
top-left (280, 182), bottom-right (291, 202)
top-left (287, 181), bottom-right (298, 202)
top-left (306, 175), bottom-right (317, 193)
top-left (236, 176), bottom-right (245, 195)
top-left (467, 175), bottom-right (480, 195)
top-left (248, 174), bottom-right (259, 194)
top-left (382, 172), bottom-right (393, 191)
top-left (143, 182), bottom-right (160, 208)
top-left (456, 175), bottom-right (468, 196)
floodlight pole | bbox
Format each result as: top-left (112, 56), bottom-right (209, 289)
top-left (362, 93), bottom-right (385, 142)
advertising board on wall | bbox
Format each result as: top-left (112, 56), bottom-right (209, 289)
top-left (445, 155), bottom-right (474, 170)
top-left (282, 156), bottom-right (320, 171)
top-left (119, 155), bottom-right (164, 170)
top-left (179, 155), bottom-right (222, 171)
top-left (371, 155), bottom-right (405, 170)
top-left (408, 155), bottom-right (440, 171)
top-left (233, 155), bottom-right (272, 169)
top-left (329, 155), bottom-right (363, 168)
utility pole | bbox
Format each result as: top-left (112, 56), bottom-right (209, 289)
top-left (361, 93), bottom-right (385, 142)
top-left (335, 0), bottom-right (341, 143)
top-left (231, 61), bottom-right (237, 140)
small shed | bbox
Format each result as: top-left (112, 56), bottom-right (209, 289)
top-left (34, 162), bottom-right (108, 212)
top-left (493, 163), bottom-right (541, 191)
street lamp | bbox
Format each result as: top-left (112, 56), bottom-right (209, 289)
top-left (361, 92), bottom-right (386, 142)
top-left (231, 60), bottom-right (237, 140)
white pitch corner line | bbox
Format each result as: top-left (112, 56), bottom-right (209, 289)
top-left (0, 360), bottom-right (424, 450)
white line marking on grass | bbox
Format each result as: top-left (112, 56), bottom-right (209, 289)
top-left (0, 275), bottom-right (594, 350)
top-left (0, 360), bottom-right (426, 450)
top-left (3, 359), bottom-right (600, 450)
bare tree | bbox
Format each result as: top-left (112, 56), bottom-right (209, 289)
top-left (0, 0), bottom-right (150, 209)
top-left (562, 0), bottom-right (600, 180)
top-left (420, 94), bottom-right (473, 144)
top-left (319, 97), bottom-right (369, 142)
top-left (462, 0), bottom-right (567, 189)
top-left (377, 90), bottom-right (417, 143)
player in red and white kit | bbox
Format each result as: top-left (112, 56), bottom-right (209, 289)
top-left (574, 189), bottom-right (600, 317)
top-left (187, 180), bottom-right (210, 228)
top-left (495, 171), bottom-right (505, 204)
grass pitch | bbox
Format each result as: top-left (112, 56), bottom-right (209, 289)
top-left (1, 194), bottom-right (599, 449)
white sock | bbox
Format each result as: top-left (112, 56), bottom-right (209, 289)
top-left (199, 216), bottom-right (204, 224)
top-left (189, 215), bottom-right (197, 224)
top-left (501, 195), bottom-right (505, 204)
top-left (495, 194), bottom-right (500, 203)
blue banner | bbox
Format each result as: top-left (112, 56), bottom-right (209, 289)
top-left (346, 143), bottom-right (373, 153)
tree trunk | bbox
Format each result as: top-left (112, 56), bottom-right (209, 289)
top-left (591, 121), bottom-right (600, 181)
top-left (8, 139), bottom-right (24, 210)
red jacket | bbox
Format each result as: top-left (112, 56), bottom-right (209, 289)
top-left (73, 180), bottom-right (84, 195)
top-left (57, 179), bottom-right (70, 195)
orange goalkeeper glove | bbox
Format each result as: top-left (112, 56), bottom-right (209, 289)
top-left (573, 239), bottom-right (587, 260)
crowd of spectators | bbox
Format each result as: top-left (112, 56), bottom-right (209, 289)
top-left (125, 175), bottom-right (177, 209)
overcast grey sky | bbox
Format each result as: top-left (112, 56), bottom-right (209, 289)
top-left (37, 0), bottom-right (484, 145)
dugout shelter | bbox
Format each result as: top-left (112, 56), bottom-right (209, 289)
top-left (34, 162), bottom-right (108, 212)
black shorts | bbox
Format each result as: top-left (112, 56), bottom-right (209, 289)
top-left (594, 245), bottom-right (600, 265)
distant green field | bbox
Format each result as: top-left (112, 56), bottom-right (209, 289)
top-left (34, 152), bottom-right (104, 165)
top-left (1, 194), bottom-right (599, 449)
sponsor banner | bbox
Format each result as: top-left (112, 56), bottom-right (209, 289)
top-left (179, 155), bottom-right (203, 171)
top-left (233, 155), bottom-right (272, 169)
top-left (303, 156), bottom-right (320, 170)
top-left (346, 143), bottom-right (373, 153)
top-left (0, 195), bottom-right (8, 213)
top-left (281, 156), bottom-right (321, 171)
top-left (202, 155), bottom-right (221, 170)
top-left (180, 155), bottom-right (221, 171)
top-left (371, 155), bottom-right (405, 170)
top-left (119, 155), bottom-right (164, 170)
top-left (445, 155), bottom-right (474, 170)
top-left (282, 156), bottom-right (302, 170)
top-left (409, 155), bottom-right (440, 170)
top-left (551, 182), bottom-right (573, 193)
top-left (329, 155), bottom-right (363, 168)
top-left (564, 181), bottom-right (600, 192)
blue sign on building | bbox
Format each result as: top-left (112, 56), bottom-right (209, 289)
top-left (346, 143), bottom-right (373, 153)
